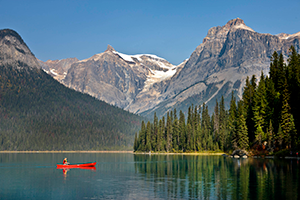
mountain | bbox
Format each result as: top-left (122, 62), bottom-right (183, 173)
top-left (40, 18), bottom-right (300, 119)
top-left (0, 29), bottom-right (143, 151)
top-left (41, 44), bottom-right (184, 113)
top-left (140, 18), bottom-right (300, 118)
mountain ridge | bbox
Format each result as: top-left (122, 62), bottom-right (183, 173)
top-left (39, 18), bottom-right (300, 118)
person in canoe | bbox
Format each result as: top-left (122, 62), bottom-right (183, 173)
top-left (63, 158), bottom-right (70, 165)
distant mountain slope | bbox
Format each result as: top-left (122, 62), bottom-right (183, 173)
top-left (0, 29), bottom-right (143, 151)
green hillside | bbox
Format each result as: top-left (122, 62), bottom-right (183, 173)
top-left (0, 63), bottom-right (143, 150)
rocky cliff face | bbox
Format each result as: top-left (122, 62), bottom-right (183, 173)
top-left (62, 46), bottom-right (143, 108)
top-left (141, 18), bottom-right (300, 118)
top-left (0, 29), bottom-right (40, 70)
top-left (39, 18), bottom-right (300, 119)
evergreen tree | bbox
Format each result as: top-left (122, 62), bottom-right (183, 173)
top-left (253, 71), bottom-right (267, 130)
top-left (191, 121), bottom-right (196, 151)
top-left (207, 134), bottom-right (213, 151)
top-left (137, 121), bottom-right (146, 151)
top-left (194, 105), bottom-right (199, 128)
top-left (172, 109), bottom-right (179, 151)
top-left (287, 46), bottom-right (300, 133)
top-left (277, 124), bottom-right (284, 149)
top-left (187, 105), bottom-right (193, 127)
top-left (186, 105), bottom-right (195, 151)
top-left (152, 112), bottom-right (158, 151)
top-left (186, 123), bottom-right (192, 151)
top-left (289, 115), bottom-right (297, 149)
top-left (280, 79), bottom-right (292, 148)
top-left (219, 96), bottom-right (226, 151)
top-left (269, 51), bottom-right (279, 89)
top-left (145, 121), bottom-right (152, 151)
top-left (265, 77), bottom-right (280, 132)
top-left (179, 110), bottom-right (186, 151)
top-left (170, 110), bottom-right (174, 124)
top-left (237, 101), bottom-right (249, 150)
top-left (214, 99), bottom-right (219, 142)
top-left (162, 116), bottom-right (166, 151)
top-left (157, 119), bottom-right (163, 151)
top-left (196, 122), bottom-right (202, 151)
top-left (243, 75), bottom-right (256, 142)
top-left (255, 125), bottom-right (264, 145)
top-left (166, 112), bottom-right (172, 152)
top-left (202, 104), bottom-right (211, 136)
top-left (277, 53), bottom-right (286, 92)
top-left (266, 120), bottom-right (274, 151)
top-left (228, 91), bottom-right (237, 149)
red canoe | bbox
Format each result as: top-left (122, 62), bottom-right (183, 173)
top-left (57, 162), bottom-right (96, 168)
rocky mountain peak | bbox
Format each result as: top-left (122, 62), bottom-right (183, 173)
top-left (202, 18), bottom-right (253, 43)
top-left (0, 29), bottom-right (26, 46)
top-left (105, 44), bottom-right (116, 52)
top-left (277, 33), bottom-right (290, 39)
top-left (0, 29), bottom-right (40, 69)
top-left (224, 18), bottom-right (245, 29)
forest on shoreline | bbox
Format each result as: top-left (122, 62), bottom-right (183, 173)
top-left (134, 47), bottom-right (300, 156)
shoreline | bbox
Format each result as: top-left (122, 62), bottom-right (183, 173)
top-left (0, 151), bottom-right (224, 155)
top-left (0, 151), bottom-right (133, 153)
top-left (134, 152), bottom-right (224, 155)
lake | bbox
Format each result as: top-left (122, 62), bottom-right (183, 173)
top-left (0, 153), bottom-right (299, 199)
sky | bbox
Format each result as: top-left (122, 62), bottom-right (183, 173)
top-left (1, 0), bottom-right (300, 65)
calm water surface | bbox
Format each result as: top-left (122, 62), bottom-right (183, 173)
top-left (0, 153), bottom-right (299, 200)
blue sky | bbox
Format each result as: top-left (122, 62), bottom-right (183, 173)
top-left (1, 0), bottom-right (299, 65)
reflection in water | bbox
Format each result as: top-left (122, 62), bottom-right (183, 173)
top-left (134, 155), bottom-right (300, 199)
top-left (59, 167), bottom-right (96, 178)
top-left (63, 169), bottom-right (69, 179)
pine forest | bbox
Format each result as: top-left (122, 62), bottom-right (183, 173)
top-left (0, 63), bottom-right (143, 151)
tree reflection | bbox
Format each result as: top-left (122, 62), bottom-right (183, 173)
top-left (134, 155), bottom-right (300, 199)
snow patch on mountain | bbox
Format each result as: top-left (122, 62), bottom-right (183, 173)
top-left (143, 66), bottom-right (177, 91)
top-left (50, 69), bottom-right (58, 76)
top-left (232, 24), bottom-right (254, 32)
top-left (112, 51), bottom-right (166, 63)
top-left (113, 51), bottom-right (137, 62)
top-left (109, 50), bottom-right (177, 91)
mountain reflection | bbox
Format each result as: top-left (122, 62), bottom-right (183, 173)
top-left (134, 155), bottom-right (300, 199)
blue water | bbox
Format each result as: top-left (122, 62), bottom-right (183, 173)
top-left (0, 153), bottom-right (299, 199)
